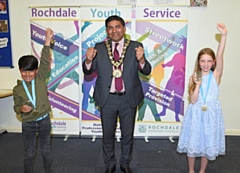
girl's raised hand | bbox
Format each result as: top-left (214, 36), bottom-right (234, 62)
top-left (217, 23), bottom-right (227, 35)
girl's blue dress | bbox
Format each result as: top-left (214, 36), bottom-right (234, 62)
top-left (177, 72), bottom-right (225, 160)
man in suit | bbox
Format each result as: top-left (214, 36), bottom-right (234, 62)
top-left (82, 15), bottom-right (151, 173)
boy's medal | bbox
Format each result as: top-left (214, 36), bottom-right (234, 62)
top-left (22, 80), bottom-right (38, 116)
top-left (32, 109), bottom-right (39, 116)
top-left (26, 100), bottom-right (39, 116)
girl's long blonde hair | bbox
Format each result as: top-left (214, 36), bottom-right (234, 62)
top-left (188, 48), bottom-right (216, 95)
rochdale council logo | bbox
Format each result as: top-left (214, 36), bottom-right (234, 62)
top-left (138, 125), bottom-right (147, 133)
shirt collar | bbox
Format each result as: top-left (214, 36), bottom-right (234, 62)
top-left (111, 38), bottom-right (124, 46)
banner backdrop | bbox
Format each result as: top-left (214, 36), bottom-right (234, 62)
top-left (81, 6), bottom-right (132, 136)
top-left (134, 6), bottom-right (188, 137)
top-left (29, 6), bottom-right (81, 135)
top-left (0, 0), bottom-right (13, 67)
top-left (28, 6), bottom-right (188, 137)
top-left (81, 6), bottom-right (189, 138)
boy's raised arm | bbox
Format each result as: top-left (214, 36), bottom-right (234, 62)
top-left (44, 28), bottom-right (53, 46)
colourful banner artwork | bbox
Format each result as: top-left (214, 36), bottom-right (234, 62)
top-left (29, 7), bottom-right (80, 135)
top-left (28, 6), bottom-right (189, 137)
top-left (80, 7), bottom-right (132, 136)
top-left (80, 6), bottom-right (189, 137)
top-left (134, 6), bottom-right (188, 136)
top-left (0, 0), bottom-right (13, 67)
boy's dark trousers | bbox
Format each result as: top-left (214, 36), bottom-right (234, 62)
top-left (22, 115), bottom-right (53, 173)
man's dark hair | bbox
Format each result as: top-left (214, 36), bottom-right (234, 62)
top-left (105, 15), bottom-right (125, 28)
top-left (18, 55), bottom-right (38, 71)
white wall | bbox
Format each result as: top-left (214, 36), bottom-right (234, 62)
top-left (1, 0), bottom-right (239, 134)
top-left (186, 1), bottom-right (240, 135)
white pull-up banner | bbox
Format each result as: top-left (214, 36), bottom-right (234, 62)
top-left (134, 6), bottom-right (189, 137)
top-left (29, 6), bottom-right (81, 135)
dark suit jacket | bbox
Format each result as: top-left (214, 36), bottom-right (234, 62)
top-left (82, 40), bottom-right (152, 108)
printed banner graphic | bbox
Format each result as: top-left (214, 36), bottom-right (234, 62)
top-left (81, 6), bottom-right (189, 137)
top-left (29, 7), bottom-right (80, 135)
top-left (81, 7), bottom-right (132, 136)
top-left (134, 6), bottom-right (188, 136)
top-left (29, 6), bottom-right (189, 137)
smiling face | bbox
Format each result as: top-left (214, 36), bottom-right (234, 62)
top-left (106, 20), bottom-right (126, 42)
top-left (198, 54), bottom-right (215, 74)
top-left (20, 69), bottom-right (38, 82)
top-left (18, 55), bottom-right (39, 82)
top-left (196, 48), bottom-right (216, 75)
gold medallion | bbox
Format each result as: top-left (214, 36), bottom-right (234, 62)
top-left (201, 105), bottom-right (208, 111)
top-left (32, 110), bottom-right (39, 116)
top-left (112, 69), bottom-right (122, 78)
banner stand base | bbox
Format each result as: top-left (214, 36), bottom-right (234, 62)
top-left (63, 135), bottom-right (69, 142)
top-left (169, 136), bottom-right (175, 143)
top-left (91, 135), bottom-right (96, 142)
top-left (144, 136), bottom-right (149, 143)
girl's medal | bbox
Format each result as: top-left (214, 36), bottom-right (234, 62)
top-left (201, 105), bottom-right (208, 111)
top-left (200, 71), bottom-right (212, 112)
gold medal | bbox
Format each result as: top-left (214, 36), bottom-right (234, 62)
top-left (201, 105), bottom-right (208, 111)
top-left (113, 69), bottom-right (122, 78)
top-left (32, 109), bottom-right (39, 116)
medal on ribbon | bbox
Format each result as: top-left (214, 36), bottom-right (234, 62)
top-left (25, 100), bottom-right (39, 116)
top-left (22, 80), bottom-right (39, 116)
top-left (201, 105), bottom-right (208, 111)
top-left (32, 110), bottom-right (39, 116)
top-left (200, 71), bottom-right (212, 112)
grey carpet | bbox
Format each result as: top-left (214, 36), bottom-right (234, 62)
top-left (0, 133), bottom-right (240, 173)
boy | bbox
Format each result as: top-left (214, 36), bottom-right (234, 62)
top-left (13, 28), bottom-right (53, 173)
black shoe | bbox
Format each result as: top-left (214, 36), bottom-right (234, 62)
top-left (104, 166), bottom-right (116, 173)
top-left (120, 166), bottom-right (133, 173)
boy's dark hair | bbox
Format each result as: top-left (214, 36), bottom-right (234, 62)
top-left (105, 15), bottom-right (125, 28)
top-left (18, 55), bottom-right (38, 71)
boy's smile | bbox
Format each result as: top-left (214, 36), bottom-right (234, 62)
top-left (20, 69), bottom-right (38, 82)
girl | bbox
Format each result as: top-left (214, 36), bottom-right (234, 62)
top-left (177, 23), bottom-right (227, 173)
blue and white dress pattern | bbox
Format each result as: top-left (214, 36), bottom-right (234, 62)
top-left (177, 72), bottom-right (225, 160)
